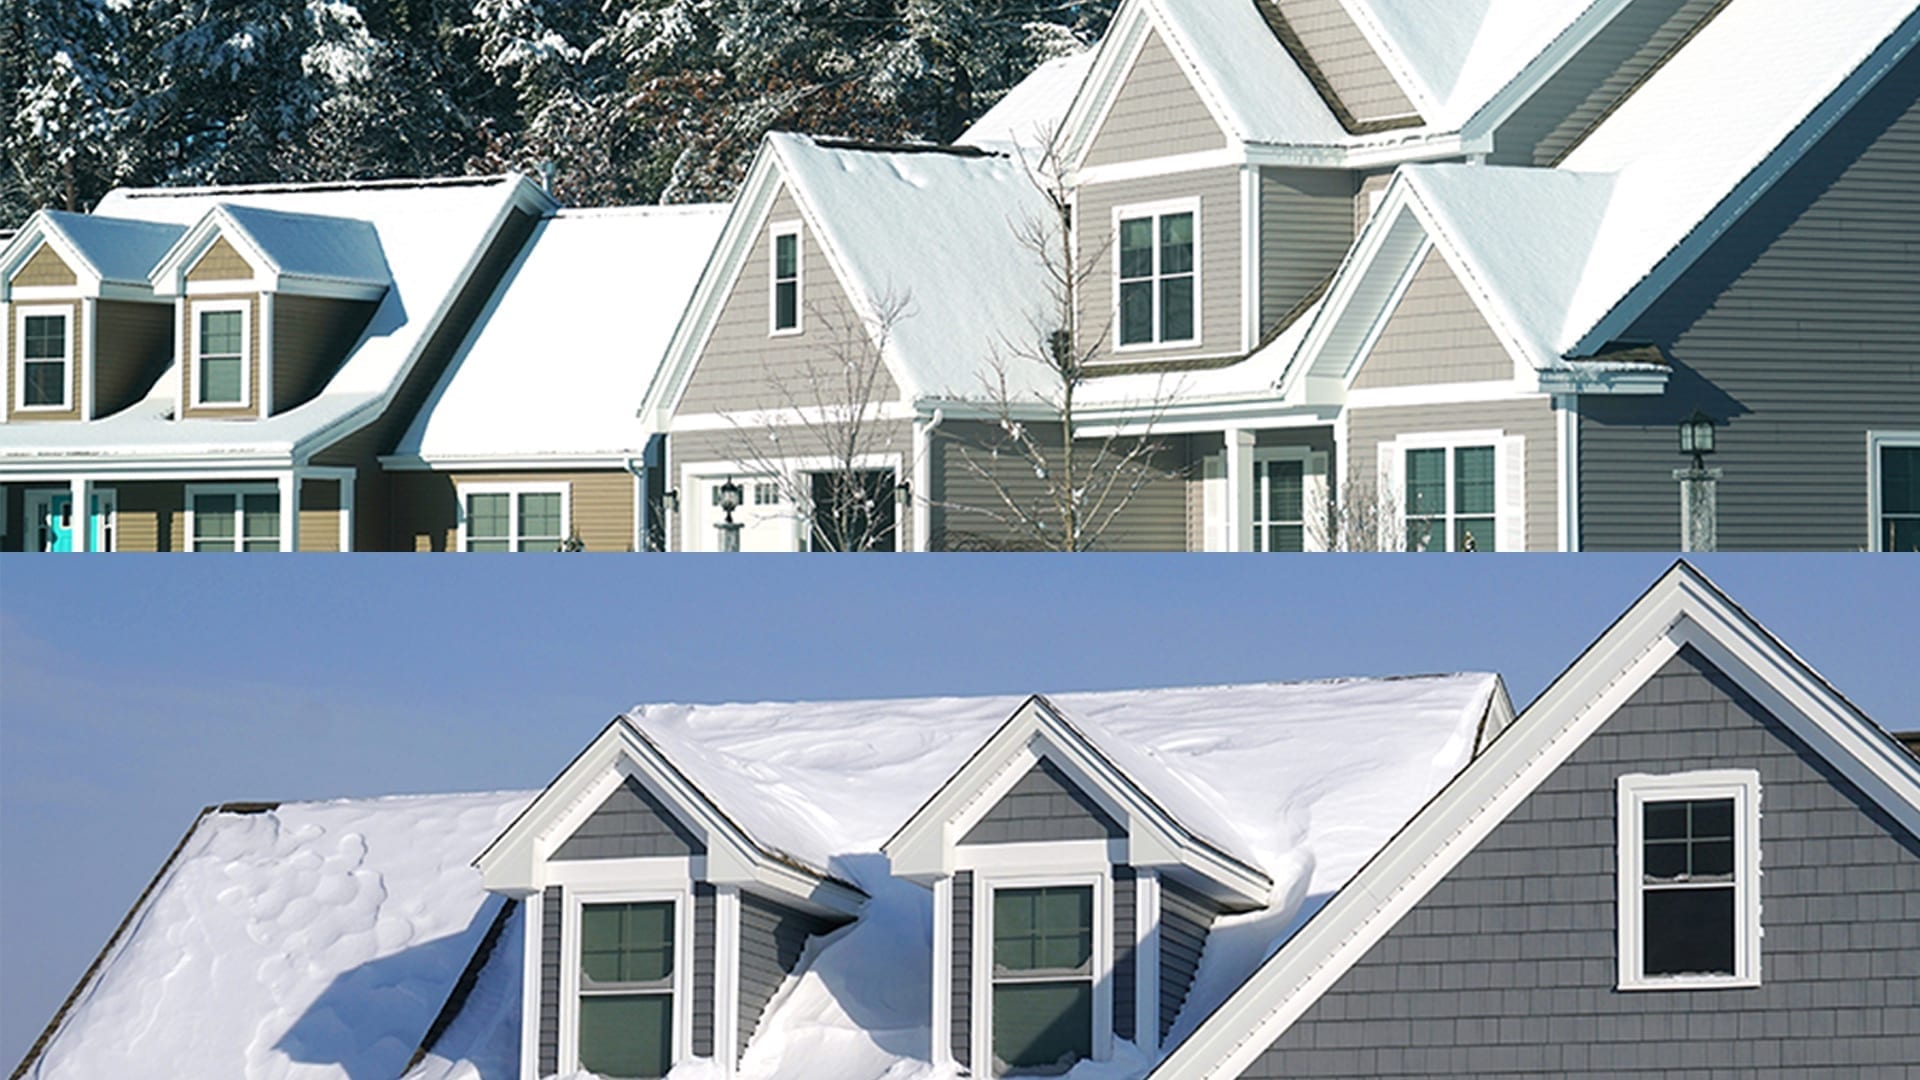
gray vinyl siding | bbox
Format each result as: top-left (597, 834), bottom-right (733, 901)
top-left (1078, 167), bottom-right (1245, 366)
top-left (1351, 250), bottom-right (1515, 390)
top-left (928, 419), bottom-right (1189, 551)
top-left (1113, 866), bottom-right (1138, 1043)
top-left (1243, 645), bottom-right (1920, 1078)
top-left (1160, 879), bottom-right (1217, 1040)
top-left (1578, 54), bottom-right (1920, 551)
top-left (1259, 168), bottom-right (1355, 333)
top-left (676, 186), bottom-right (899, 416)
top-left (92, 300), bottom-right (172, 419)
top-left (539, 885), bottom-right (562, 1076)
top-left (962, 758), bottom-right (1125, 844)
top-left (1491, 0), bottom-right (1725, 167)
top-left (737, 892), bottom-right (844, 1058)
top-left (1083, 29), bottom-right (1228, 168)
top-left (1347, 397), bottom-right (1561, 552)
top-left (952, 870), bottom-right (974, 1069)
top-left (664, 421), bottom-right (916, 552)
top-left (552, 776), bottom-right (705, 860)
top-left (692, 884), bottom-right (715, 1059)
top-left (1271, 0), bottom-right (1419, 124)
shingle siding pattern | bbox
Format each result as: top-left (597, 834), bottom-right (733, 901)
top-left (1161, 879), bottom-right (1217, 1040)
top-left (1351, 249), bottom-right (1515, 390)
top-left (552, 776), bottom-right (705, 860)
top-left (962, 758), bottom-right (1125, 844)
top-left (952, 870), bottom-right (973, 1068)
top-left (693, 883), bottom-right (716, 1059)
top-left (1579, 51), bottom-right (1920, 551)
top-left (737, 892), bottom-right (842, 1057)
top-left (1113, 865), bottom-right (1138, 1042)
top-left (539, 885), bottom-right (562, 1076)
top-left (1243, 646), bottom-right (1920, 1078)
top-left (1083, 29), bottom-right (1228, 168)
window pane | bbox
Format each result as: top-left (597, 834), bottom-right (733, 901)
top-left (467, 493), bottom-right (509, 545)
top-left (1267, 524), bottom-right (1304, 552)
top-left (24, 361), bottom-right (65, 407)
top-left (1119, 281), bottom-right (1153, 345)
top-left (1263, 460), bottom-right (1303, 523)
top-left (201, 356), bottom-right (244, 404)
top-left (1161, 276), bottom-right (1194, 341)
top-left (582, 901), bottom-right (674, 986)
top-left (1645, 802), bottom-right (1688, 840)
top-left (194, 495), bottom-right (236, 548)
top-left (23, 315), bottom-right (65, 359)
top-left (1643, 886), bottom-right (1735, 976)
top-left (995, 887), bottom-right (1090, 975)
top-left (519, 492), bottom-right (562, 543)
top-left (243, 493), bottom-right (279, 546)
top-left (1454, 516), bottom-right (1493, 552)
top-left (1454, 446), bottom-right (1495, 515)
top-left (1883, 447), bottom-right (1919, 550)
top-left (579, 993), bottom-right (672, 1079)
top-left (1643, 840), bottom-right (1688, 881)
top-left (775, 281), bottom-right (797, 330)
top-left (1160, 213), bottom-right (1194, 274)
top-left (1691, 800), bottom-right (1734, 839)
top-left (1889, 517), bottom-right (1920, 552)
top-left (993, 981), bottom-right (1092, 1072)
top-left (775, 233), bottom-right (797, 279)
top-left (1405, 448), bottom-right (1445, 517)
top-left (1118, 218), bottom-right (1154, 279)
top-left (1404, 517), bottom-right (1442, 553)
top-left (201, 310), bottom-right (243, 355)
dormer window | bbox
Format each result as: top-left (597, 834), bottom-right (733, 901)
top-left (1116, 201), bottom-right (1197, 348)
top-left (771, 223), bottom-right (801, 334)
top-left (992, 884), bottom-right (1096, 1073)
top-left (578, 899), bottom-right (677, 1078)
top-left (193, 302), bottom-right (249, 407)
top-left (16, 307), bottom-right (72, 410)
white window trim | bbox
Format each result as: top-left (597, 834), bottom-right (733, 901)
top-left (190, 299), bottom-right (252, 409)
top-left (1111, 197), bottom-right (1201, 353)
top-left (185, 482), bottom-right (279, 552)
top-left (456, 481), bottom-right (571, 552)
top-left (1615, 769), bottom-right (1762, 991)
top-left (768, 221), bottom-right (803, 337)
top-left (971, 868), bottom-right (1114, 1077)
top-left (1867, 430), bottom-right (1920, 552)
top-left (1377, 429), bottom-right (1524, 552)
top-left (15, 304), bottom-right (74, 412)
top-left (560, 885), bottom-right (695, 1077)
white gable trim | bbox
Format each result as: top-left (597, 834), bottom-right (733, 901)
top-left (1150, 562), bottom-right (1920, 1079)
top-left (1062, 0), bottom-right (1244, 171)
top-left (150, 206), bottom-right (390, 301)
top-left (0, 215), bottom-right (104, 300)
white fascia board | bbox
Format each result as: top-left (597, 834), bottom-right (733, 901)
top-left (378, 453), bottom-right (640, 472)
top-left (1072, 403), bottom-right (1340, 440)
top-left (1150, 562), bottom-right (1920, 1079)
top-left (1279, 183), bottom-right (1424, 399)
top-left (271, 275), bottom-right (388, 302)
top-left (0, 456), bottom-right (295, 479)
top-left (1240, 131), bottom-right (1488, 171)
top-left (0, 215), bottom-right (104, 300)
top-left (1459, 0), bottom-right (1634, 144)
top-left (149, 208), bottom-right (270, 296)
top-left (1535, 364), bottom-right (1671, 395)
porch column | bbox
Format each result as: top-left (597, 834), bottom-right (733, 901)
top-left (69, 477), bottom-right (91, 552)
top-left (280, 472), bottom-right (300, 552)
top-left (338, 472), bottom-right (355, 553)
top-left (1225, 429), bottom-right (1255, 552)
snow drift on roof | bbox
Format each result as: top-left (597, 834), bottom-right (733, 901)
top-left (25, 791), bottom-right (534, 1080)
top-left (1150, 0), bottom-right (1348, 146)
top-left (959, 50), bottom-right (1097, 153)
top-left (37, 210), bottom-right (185, 285)
top-left (217, 203), bottom-right (391, 288)
top-left (1346, 0), bottom-right (1594, 127)
top-left (398, 205), bottom-right (728, 460)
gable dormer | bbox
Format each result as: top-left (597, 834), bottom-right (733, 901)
top-left (150, 205), bottom-right (390, 420)
top-left (886, 696), bottom-right (1270, 1075)
top-left (477, 717), bottom-right (863, 1079)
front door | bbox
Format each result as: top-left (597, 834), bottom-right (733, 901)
top-left (27, 489), bottom-right (117, 552)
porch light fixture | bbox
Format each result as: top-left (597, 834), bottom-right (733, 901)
top-left (895, 478), bottom-right (911, 503)
top-left (1679, 409), bottom-right (1716, 470)
top-left (718, 477), bottom-right (743, 521)
top-left (662, 489), bottom-right (680, 514)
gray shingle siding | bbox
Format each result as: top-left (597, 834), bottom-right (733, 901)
top-left (952, 870), bottom-right (974, 1068)
top-left (552, 776), bottom-right (705, 860)
top-left (539, 885), bottom-right (562, 1076)
top-left (1161, 879), bottom-right (1218, 1040)
top-left (693, 883), bottom-right (715, 1059)
top-left (1114, 865), bottom-right (1138, 1042)
top-left (738, 891), bottom-right (844, 1057)
top-left (962, 758), bottom-right (1126, 844)
top-left (1243, 645), bottom-right (1920, 1077)
top-left (1578, 48), bottom-right (1920, 550)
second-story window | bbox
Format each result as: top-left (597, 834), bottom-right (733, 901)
top-left (1405, 444), bottom-right (1495, 552)
top-left (18, 308), bottom-right (72, 410)
top-left (992, 884), bottom-right (1094, 1073)
top-left (579, 900), bottom-right (676, 1078)
top-left (771, 224), bottom-right (801, 334)
top-left (1117, 203), bottom-right (1196, 347)
top-left (194, 303), bottom-right (248, 407)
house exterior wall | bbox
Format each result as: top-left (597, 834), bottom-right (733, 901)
top-left (693, 884), bottom-right (716, 1059)
top-left (1271, 0), bottom-right (1419, 124)
top-left (1114, 865), bottom-right (1138, 1043)
top-left (1354, 172), bottom-right (1392, 233)
top-left (6, 296), bottom-right (83, 421)
top-left (552, 776), bottom-right (704, 861)
top-left (94, 300), bottom-right (172, 418)
top-left (676, 186), bottom-right (898, 417)
top-left (299, 478), bottom-right (340, 553)
top-left (665, 422), bottom-right (914, 552)
top-left (389, 469), bottom-right (635, 553)
top-left (13, 242), bottom-right (78, 287)
top-left (952, 869), bottom-right (975, 1068)
top-left (187, 236), bottom-right (254, 283)
top-left (273, 295), bottom-right (377, 415)
top-left (179, 293), bottom-right (260, 420)
top-left (1160, 878), bottom-right (1217, 1040)
top-left (1259, 168), bottom-right (1355, 333)
top-left (1242, 645), bottom-right (1920, 1078)
top-left (1350, 250), bottom-right (1516, 389)
top-left (738, 892), bottom-right (844, 1057)
top-left (961, 759), bottom-right (1126, 844)
top-left (1347, 397), bottom-right (1561, 552)
top-left (539, 885), bottom-right (562, 1077)
top-left (1082, 29), bottom-right (1228, 168)
top-left (1078, 167), bottom-right (1245, 366)
top-left (1578, 56), bottom-right (1920, 551)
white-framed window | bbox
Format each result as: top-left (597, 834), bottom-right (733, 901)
top-left (1200, 446), bottom-right (1328, 551)
top-left (1252, 455), bottom-right (1307, 553)
top-left (15, 305), bottom-right (73, 411)
top-left (1114, 199), bottom-right (1198, 348)
top-left (770, 222), bottom-right (802, 335)
top-left (1378, 431), bottom-right (1525, 552)
top-left (1616, 770), bottom-right (1762, 990)
top-left (186, 484), bottom-right (280, 552)
top-left (458, 482), bottom-right (569, 552)
top-left (562, 888), bottom-right (691, 1079)
top-left (191, 300), bottom-right (250, 407)
top-left (975, 869), bottom-right (1110, 1077)
top-left (1868, 431), bottom-right (1920, 552)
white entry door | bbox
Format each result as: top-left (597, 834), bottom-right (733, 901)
top-left (691, 475), bottom-right (796, 551)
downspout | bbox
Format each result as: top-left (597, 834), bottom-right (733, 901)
top-left (913, 408), bottom-right (944, 551)
top-left (624, 457), bottom-right (647, 552)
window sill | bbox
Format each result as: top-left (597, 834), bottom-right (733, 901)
top-left (1616, 973), bottom-right (1760, 992)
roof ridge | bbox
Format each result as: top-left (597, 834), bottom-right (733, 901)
top-left (112, 175), bottom-right (517, 200)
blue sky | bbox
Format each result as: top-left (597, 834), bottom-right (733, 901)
top-left (1, 554), bottom-right (1914, 1067)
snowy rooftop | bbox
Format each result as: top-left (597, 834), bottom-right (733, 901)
top-left (958, 50), bottom-right (1097, 153)
top-left (395, 205), bottom-right (728, 461)
top-left (1348, 0), bottom-right (1595, 130)
top-left (31, 210), bottom-right (185, 285)
top-left (212, 203), bottom-right (392, 289)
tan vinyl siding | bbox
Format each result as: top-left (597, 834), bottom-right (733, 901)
top-left (1272, 0), bottom-right (1419, 124)
top-left (677, 187), bottom-right (899, 416)
top-left (1079, 167), bottom-right (1244, 366)
top-left (1580, 59), bottom-right (1920, 551)
top-left (1348, 397), bottom-right (1561, 551)
top-left (94, 300), bottom-right (173, 418)
top-left (1259, 168), bottom-right (1355, 332)
top-left (666, 422), bottom-right (916, 551)
top-left (273, 295), bottom-right (378, 414)
top-left (928, 419), bottom-right (1187, 551)
top-left (113, 482), bottom-right (187, 552)
top-left (186, 236), bottom-right (254, 282)
top-left (299, 479), bottom-right (341, 552)
top-left (1083, 29), bottom-right (1228, 168)
top-left (180, 294), bottom-right (260, 419)
top-left (391, 470), bottom-right (636, 552)
top-left (1351, 249), bottom-right (1516, 389)
top-left (7, 297), bottom-right (83, 420)
top-left (12, 242), bottom-right (78, 287)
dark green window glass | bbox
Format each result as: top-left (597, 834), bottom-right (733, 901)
top-left (1254, 459), bottom-right (1305, 553)
top-left (518, 492), bottom-right (563, 551)
top-left (1882, 446), bottom-right (1919, 551)
top-left (466, 493), bottom-right (510, 552)
top-left (773, 232), bottom-right (798, 330)
top-left (23, 314), bottom-right (64, 359)
top-left (581, 901), bottom-right (674, 984)
top-left (198, 309), bottom-right (245, 404)
top-left (993, 981), bottom-right (1093, 1073)
top-left (1160, 213), bottom-right (1193, 274)
top-left (22, 314), bottom-right (67, 407)
top-left (241, 493), bottom-right (279, 552)
top-left (1118, 218), bottom-right (1154, 279)
top-left (579, 994), bottom-right (672, 1078)
top-left (193, 493), bottom-right (237, 551)
top-left (580, 901), bottom-right (675, 1078)
top-left (993, 886), bottom-right (1093, 1072)
top-left (1642, 798), bottom-right (1737, 977)
top-left (1404, 448), bottom-right (1445, 550)
top-left (1119, 281), bottom-right (1153, 345)
top-left (1161, 277), bottom-right (1193, 342)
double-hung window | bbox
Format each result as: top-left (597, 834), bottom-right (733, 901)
top-left (1405, 444), bottom-right (1494, 551)
top-left (578, 901), bottom-right (676, 1079)
top-left (1871, 432), bottom-right (1919, 551)
top-left (193, 302), bottom-right (249, 407)
top-left (17, 307), bottom-right (72, 410)
top-left (1116, 203), bottom-right (1196, 347)
top-left (460, 484), bottom-right (567, 551)
top-left (1616, 770), bottom-right (1761, 989)
top-left (771, 223), bottom-right (801, 334)
top-left (992, 885), bottom-right (1094, 1074)
top-left (188, 485), bottom-right (280, 552)
top-left (1253, 457), bottom-right (1305, 552)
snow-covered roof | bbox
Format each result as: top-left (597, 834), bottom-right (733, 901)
top-left (208, 203), bottom-right (392, 290)
top-left (21, 791), bottom-right (534, 1080)
top-left (1146, 0), bottom-right (1348, 147)
top-left (1347, 0), bottom-right (1596, 130)
top-left (22, 210), bottom-right (186, 286)
top-left (394, 205), bottom-right (727, 462)
top-left (958, 50), bottom-right (1097, 153)
top-left (0, 176), bottom-right (549, 464)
